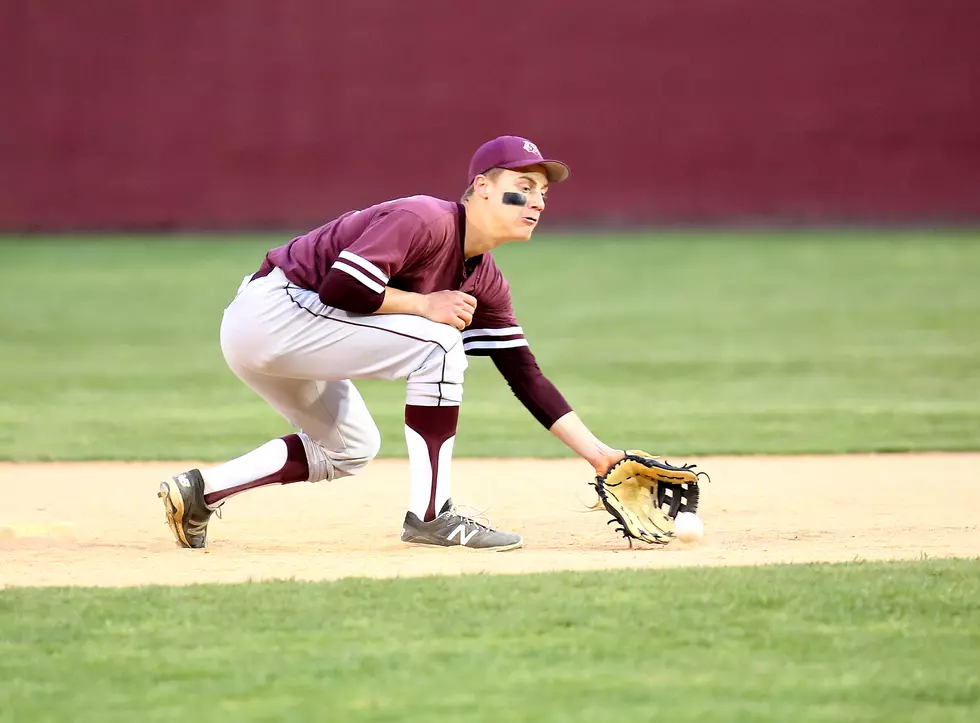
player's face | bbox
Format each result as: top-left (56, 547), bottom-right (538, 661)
top-left (486, 167), bottom-right (549, 241)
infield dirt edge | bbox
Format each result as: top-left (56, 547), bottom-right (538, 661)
top-left (1, 453), bottom-right (978, 588)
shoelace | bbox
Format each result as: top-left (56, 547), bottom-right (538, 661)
top-left (447, 503), bottom-right (495, 531)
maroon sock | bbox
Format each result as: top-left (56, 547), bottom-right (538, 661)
top-left (405, 405), bottom-right (459, 521)
top-left (203, 434), bottom-right (310, 507)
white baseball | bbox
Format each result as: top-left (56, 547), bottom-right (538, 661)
top-left (674, 512), bottom-right (704, 543)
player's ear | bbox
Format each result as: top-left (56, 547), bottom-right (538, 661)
top-left (474, 174), bottom-right (491, 199)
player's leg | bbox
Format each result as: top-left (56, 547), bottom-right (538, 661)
top-left (162, 268), bottom-right (519, 550)
top-left (160, 270), bottom-right (381, 549)
top-left (232, 300), bottom-right (468, 529)
top-left (401, 333), bottom-right (464, 523)
top-left (397, 333), bottom-right (522, 550)
top-left (219, 273), bottom-right (470, 525)
top-left (159, 372), bottom-right (379, 549)
top-left (244, 279), bottom-right (520, 550)
top-left (202, 370), bottom-right (380, 504)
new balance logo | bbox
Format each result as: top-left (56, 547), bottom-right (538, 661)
top-left (447, 523), bottom-right (479, 546)
top-left (175, 474), bottom-right (190, 489)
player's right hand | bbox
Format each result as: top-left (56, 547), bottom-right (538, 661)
top-left (421, 291), bottom-right (477, 330)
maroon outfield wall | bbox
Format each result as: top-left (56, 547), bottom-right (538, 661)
top-left (1, 0), bottom-right (979, 230)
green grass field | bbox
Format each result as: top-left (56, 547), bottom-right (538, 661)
top-left (1, 560), bottom-right (978, 722)
top-left (1, 232), bottom-right (979, 460)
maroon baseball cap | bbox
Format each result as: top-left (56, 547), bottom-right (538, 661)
top-left (467, 136), bottom-right (570, 184)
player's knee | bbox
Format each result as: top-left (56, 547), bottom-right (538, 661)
top-left (332, 422), bottom-right (381, 478)
top-left (406, 336), bottom-right (467, 406)
top-left (299, 423), bottom-right (380, 480)
top-left (446, 338), bottom-right (467, 381)
top-left (415, 334), bottom-right (466, 380)
top-left (427, 325), bottom-right (464, 356)
top-left (347, 424), bottom-right (382, 472)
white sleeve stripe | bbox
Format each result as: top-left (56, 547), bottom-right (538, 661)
top-left (337, 250), bottom-right (389, 284)
top-left (461, 326), bottom-right (524, 340)
top-left (463, 339), bottom-right (530, 351)
top-left (332, 262), bottom-right (385, 294)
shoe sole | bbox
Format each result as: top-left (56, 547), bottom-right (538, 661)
top-left (484, 539), bottom-right (523, 552)
top-left (401, 537), bottom-right (524, 552)
top-left (158, 481), bottom-right (192, 548)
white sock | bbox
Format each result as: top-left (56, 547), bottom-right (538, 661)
top-left (405, 426), bottom-right (455, 520)
top-left (201, 438), bottom-right (288, 507)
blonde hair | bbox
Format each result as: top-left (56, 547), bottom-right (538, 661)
top-left (460, 168), bottom-right (506, 202)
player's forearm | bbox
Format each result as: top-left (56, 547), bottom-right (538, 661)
top-left (549, 412), bottom-right (622, 474)
top-left (489, 348), bottom-right (572, 428)
top-left (318, 267), bottom-right (386, 313)
top-left (373, 286), bottom-right (425, 316)
top-left (318, 269), bottom-right (430, 317)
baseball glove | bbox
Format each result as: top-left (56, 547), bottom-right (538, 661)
top-left (591, 450), bottom-right (706, 546)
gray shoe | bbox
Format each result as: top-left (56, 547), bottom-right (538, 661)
top-left (401, 499), bottom-right (523, 551)
top-left (158, 469), bottom-right (214, 549)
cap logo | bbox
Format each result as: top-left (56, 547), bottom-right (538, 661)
top-left (522, 140), bottom-right (542, 157)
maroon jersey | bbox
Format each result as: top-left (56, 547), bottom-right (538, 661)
top-left (258, 195), bottom-right (570, 428)
top-left (262, 195), bottom-right (523, 347)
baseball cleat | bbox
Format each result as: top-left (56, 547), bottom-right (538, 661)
top-left (401, 499), bottom-right (523, 551)
top-left (158, 469), bottom-right (214, 549)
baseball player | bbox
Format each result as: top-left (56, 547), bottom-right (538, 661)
top-left (159, 135), bottom-right (627, 551)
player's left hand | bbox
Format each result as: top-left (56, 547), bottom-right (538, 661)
top-left (591, 449), bottom-right (626, 476)
top-left (591, 451), bottom-right (706, 546)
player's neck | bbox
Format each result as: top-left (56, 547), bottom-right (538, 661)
top-left (462, 226), bottom-right (500, 259)
top-left (462, 203), bottom-right (507, 259)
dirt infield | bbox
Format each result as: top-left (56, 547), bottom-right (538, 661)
top-left (1, 454), bottom-right (978, 588)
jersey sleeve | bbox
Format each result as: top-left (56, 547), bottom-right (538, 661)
top-left (462, 267), bottom-right (527, 355)
top-left (465, 264), bottom-right (572, 429)
top-left (318, 209), bottom-right (426, 312)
